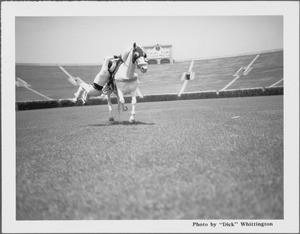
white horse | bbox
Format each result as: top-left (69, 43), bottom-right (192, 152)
top-left (105, 43), bottom-right (148, 123)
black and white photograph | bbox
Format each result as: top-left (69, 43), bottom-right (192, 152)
top-left (1, 1), bottom-right (299, 233)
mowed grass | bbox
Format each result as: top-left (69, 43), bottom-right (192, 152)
top-left (16, 96), bottom-right (283, 220)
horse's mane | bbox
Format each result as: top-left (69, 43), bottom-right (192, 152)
top-left (121, 46), bottom-right (133, 67)
top-left (121, 44), bottom-right (146, 67)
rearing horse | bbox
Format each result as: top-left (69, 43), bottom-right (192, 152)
top-left (105, 43), bottom-right (148, 123)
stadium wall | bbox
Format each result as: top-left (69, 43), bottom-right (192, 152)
top-left (16, 86), bottom-right (283, 111)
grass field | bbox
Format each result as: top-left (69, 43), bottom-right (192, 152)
top-left (16, 95), bottom-right (283, 220)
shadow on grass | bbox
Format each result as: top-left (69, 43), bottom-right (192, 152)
top-left (89, 121), bottom-right (155, 127)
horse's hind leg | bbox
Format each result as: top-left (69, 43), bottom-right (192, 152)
top-left (116, 89), bottom-right (127, 111)
top-left (70, 84), bottom-right (84, 102)
top-left (72, 82), bottom-right (91, 104)
top-left (129, 93), bottom-right (137, 123)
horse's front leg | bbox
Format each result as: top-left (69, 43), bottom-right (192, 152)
top-left (117, 98), bottom-right (122, 123)
top-left (129, 92), bottom-right (137, 123)
top-left (117, 89), bottom-right (125, 123)
top-left (107, 92), bottom-right (114, 122)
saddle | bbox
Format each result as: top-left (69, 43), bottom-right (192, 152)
top-left (107, 55), bottom-right (123, 91)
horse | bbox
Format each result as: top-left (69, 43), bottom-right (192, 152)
top-left (105, 43), bottom-right (148, 123)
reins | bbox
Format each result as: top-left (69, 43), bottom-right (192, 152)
top-left (113, 47), bottom-right (147, 83)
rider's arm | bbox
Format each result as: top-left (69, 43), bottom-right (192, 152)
top-left (102, 55), bottom-right (115, 68)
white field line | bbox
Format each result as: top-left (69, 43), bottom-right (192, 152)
top-left (59, 66), bottom-right (80, 86)
top-left (268, 78), bottom-right (283, 87)
top-left (16, 77), bottom-right (53, 100)
top-left (16, 77), bottom-right (31, 87)
top-left (233, 67), bottom-right (244, 77)
top-left (188, 60), bottom-right (194, 72)
top-left (244, 54), bottom-right (260, 72)
top-left (178, 80), bottom-right (188, 97)
top-left (59, 66), bottom-right (73, 78)
top-left (243, 67), bottom-right (253, 76)
top-left (220, 76), bottom-right (240, 91)
top-left (221, 54), bottom-right (260, 91)
top-left (180, 73), bottom-right (186, 81)
top-left (136, 87), bottom-right (144, 98)
top-left (25, 86), bottom-right (53, 100)
top-left (178, 60), bottom-right (194, 96)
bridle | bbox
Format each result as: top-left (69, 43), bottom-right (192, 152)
top-left (132, 47), bottom-right (148, 67)
top-left (121, 47), bottom-right (147, 71)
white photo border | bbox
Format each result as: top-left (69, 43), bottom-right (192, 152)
top-left (2, 1), bottom-right (299, 233)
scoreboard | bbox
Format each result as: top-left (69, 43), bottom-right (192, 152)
top-left (143, 44), bottom-right (174, 64)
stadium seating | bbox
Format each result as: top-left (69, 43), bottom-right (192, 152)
top-left (16, 50), bottom-right (283, 102)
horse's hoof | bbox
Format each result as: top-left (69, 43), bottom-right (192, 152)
top-left (129, 118), bottom-right (135, 124)
top-left (122, 106), bottom-right (128, 111)
top-left (109, 117), bottom-right (114, 122)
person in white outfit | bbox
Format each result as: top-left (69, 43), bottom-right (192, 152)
top-left (70, 55), bottom-right (121, 104)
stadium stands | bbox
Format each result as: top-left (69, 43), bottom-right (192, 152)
top-left (16, 50), bottom-right (283, 102)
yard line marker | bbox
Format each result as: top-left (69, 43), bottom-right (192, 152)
top-left (178, 80), bottom-right (188, 97)
top-left (16, 77), bottom-right (53, 100)
top-left (59, 66), bottom-right (82, 86)
top-left (188, 60), bottom-right (194, 72)
top-left (25, 87), bottom-right (53, 101)
top-left (59, 66), bottom-right (73, 78)
top-left (243, 54), bottom-right (260, 75)
top-left (221, 54), bottom-right (260, 91)
top-left (220, 75), bottom-right (240, 91)
top-left (233, 67), bottom-right (244, 77)
top-left (178, 60), bottom-right (194, 96)
top-left (268, 78), bottom-right (283, 87)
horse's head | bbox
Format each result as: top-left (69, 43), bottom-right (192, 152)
top-left (132, 43), bottom-right (148, 73)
